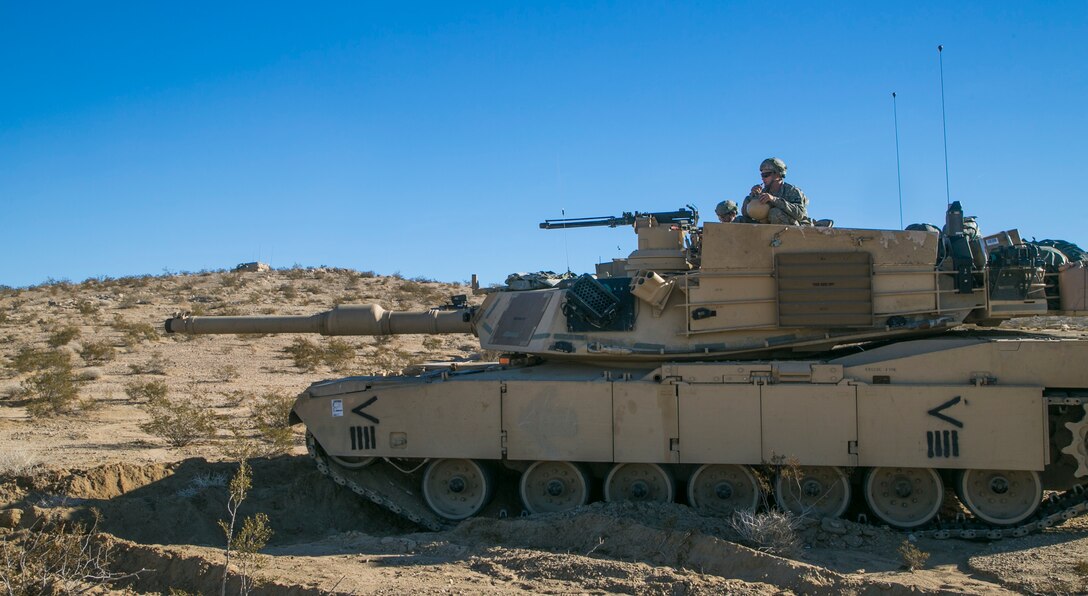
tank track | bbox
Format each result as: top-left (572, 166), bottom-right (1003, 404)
top-left (917, 483), bottom-right (1088, 540)
top-left (307, 438), bottom-right (1088, 541)
top-left (306, 432), bottom-right (449, 531)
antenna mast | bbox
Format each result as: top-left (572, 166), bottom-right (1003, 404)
top-left (938, 44), bottom-right (951, 206)
top-left (892, 92), bottom-right (904, 229)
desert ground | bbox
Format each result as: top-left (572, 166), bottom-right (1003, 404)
top-left (2, 267), bottom-right (1088, 594)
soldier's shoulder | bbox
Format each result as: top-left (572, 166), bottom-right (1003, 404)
top-left (782, 182), bottom-right (806, 199)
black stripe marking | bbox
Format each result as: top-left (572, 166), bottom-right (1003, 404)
top-left (927, 431), bottom-right (934, 458)
top-left (934, 431), bottom-right (943, 457)
top-left (952, 430), bottom-right (960, 457)
top-left (927, 396), bottom-right (964, 428)
top-left (942, 430), bottom-right (950, 458)
top-left (350, 426), bottom-right (358, 450)
top-left (352, 397), bottom-right (380, 424)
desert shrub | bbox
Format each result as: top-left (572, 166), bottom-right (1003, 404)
top-left (77, 300), bottom-right (100, 316)
top-left (78, 340), bottom-right (116, 364)
top-left (0, 513), bottom-right (139, 593)
top-left (277, 284), bottom-right (297, 300)
top-left (333, 294), bottom-right (362, 305)
top-left (11, 346), bottom-right (72, 373)
top-left (285, 338), bottom-right (323, 371)
top-left (422, 337), bottom-right (443, 350)
top-left (378, 333), bottom-right (400, 346)
top-left (125, 379), bottom-right (168, 403)
top-left (0, 448), bottom-right (38, 477)
top-left (251, 392), bottom-right (297, 456)
top-left (211, 304), bottom-right (243, 316)
top-left (128, 352), bottom-right (172, 375)
top-left (283, 266), bottom-right (310, 280)
top-left (117, 294), bottom-right (144, 309)
top-left (214, 364), bottom-right (240, 381)
top-left (222, 389), bottom-right (256, 407)
top-left (112, 317), bottom-right (158, 345)
top-left (47, 325), bottom-right (81, 348)
top-left (22, 364), bottom-right (82, 418)
top-left (141, 393), bottom-right (217, 447)
top-left (397, 280), bottom-right (425, 297)
top-left (323, 339), bottom-right (355, 371)
top-left (118, 274), bottom-right (152, 288)
top-left (77, 368), bottom-right (103, 382)
top-left (0, 310), bottom-right (8, 324)
top-left (729, 510), bottom-right (801, 556)
top-left (1074, 560), bottom-right (1088, 576)
top-left (174, 471), bottom-right (227, 498)
top-left (220, 273), bottom-right (244, 288)
top-left (219, 459), bottom-right (273, 595)
top-left (40, 277), bottom-right (74, 296)
top-left (897, 540), bottom-right (930, 571)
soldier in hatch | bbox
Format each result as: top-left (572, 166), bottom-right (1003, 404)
top-left (714, 200), bottom-right (739, 222)
top-left (741, 157), bottom-right (809, 225)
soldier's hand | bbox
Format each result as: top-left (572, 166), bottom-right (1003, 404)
top-left (750, 185), bottom-right (762, 195)
top-left (758, 193), bottom-right (776, 204)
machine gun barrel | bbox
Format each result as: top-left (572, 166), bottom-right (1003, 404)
top-left (539, 207), bottom-right (698, 230)
top-left (165, 304), bottom-right (474, 336)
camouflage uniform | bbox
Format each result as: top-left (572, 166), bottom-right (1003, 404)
top-left (739, 182), bottom-right (809, 225)
top-left (742, 181), bottom-right (808, 225)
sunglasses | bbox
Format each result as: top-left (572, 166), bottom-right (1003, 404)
top-left (760, 171), bottom-right (774, 179)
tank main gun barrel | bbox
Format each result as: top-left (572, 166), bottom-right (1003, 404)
top-left (165, 304), bottom-right (475, 336)
top-left (539, 206), bottom-right (698, 230)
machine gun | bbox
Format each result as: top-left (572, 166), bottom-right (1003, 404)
top-left (539, 206), bottom-right (698, 230)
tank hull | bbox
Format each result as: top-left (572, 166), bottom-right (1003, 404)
top-left (295, 335), bottom-right (1088, 531)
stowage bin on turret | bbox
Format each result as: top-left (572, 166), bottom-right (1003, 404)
top-left (165, 203), bottom-right (1088, 536)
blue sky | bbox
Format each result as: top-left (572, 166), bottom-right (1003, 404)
top-left (2, 1), bottom-right (1085, 288)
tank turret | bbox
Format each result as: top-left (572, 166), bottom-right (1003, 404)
top-left (167, 204), bottom-right (1059, 363)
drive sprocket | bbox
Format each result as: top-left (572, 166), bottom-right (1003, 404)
top-left (1061, 405), bottom-right (1088, 478)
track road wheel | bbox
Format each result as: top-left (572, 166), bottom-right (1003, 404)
top-left (329, 455), bottom-right (377, 469)
top-left (863, 467), bottom-right (943, 529)
top-left (306, 430), bottom-right (376, 469)
top-left (774, 466), bottom-right (850, 518)
top-left (519, 461), bottom-right (591, 514)
top-left (603, 463), bottom-right (675, 503)
top-left (687, 464), bottom-right (761, 516)
top-left (956, 469), bottom-right (1042, 526)
top-left (422, 459), bottom-right (494, 521)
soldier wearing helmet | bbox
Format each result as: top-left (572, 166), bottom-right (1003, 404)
top-left (741, 157), bottom-right (809, 225)
top-left (714, 200), bottom-right (739, 223)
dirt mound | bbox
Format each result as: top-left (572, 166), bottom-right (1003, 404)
top-left (4, 460), bottom-right (953, 595)
top-left (3, 458), bottom-right (415, 545)
top-left (448, 505), bottom-right (861, 594)
top-left (65, 461), bottom-right (174, 499)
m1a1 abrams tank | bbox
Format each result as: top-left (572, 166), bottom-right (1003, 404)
top-left (165, 202), bottom-right (1088, 538)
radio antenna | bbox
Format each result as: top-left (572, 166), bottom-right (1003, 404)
top-left (938, 44), bottom-right (951, 206)
top-left (556, 154), bottom-right (571, 274)
top-left (892, 92), bottom-right (904, 229)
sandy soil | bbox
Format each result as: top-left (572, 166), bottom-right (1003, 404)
top-left (2, 268), bottom-right (1088, 594)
